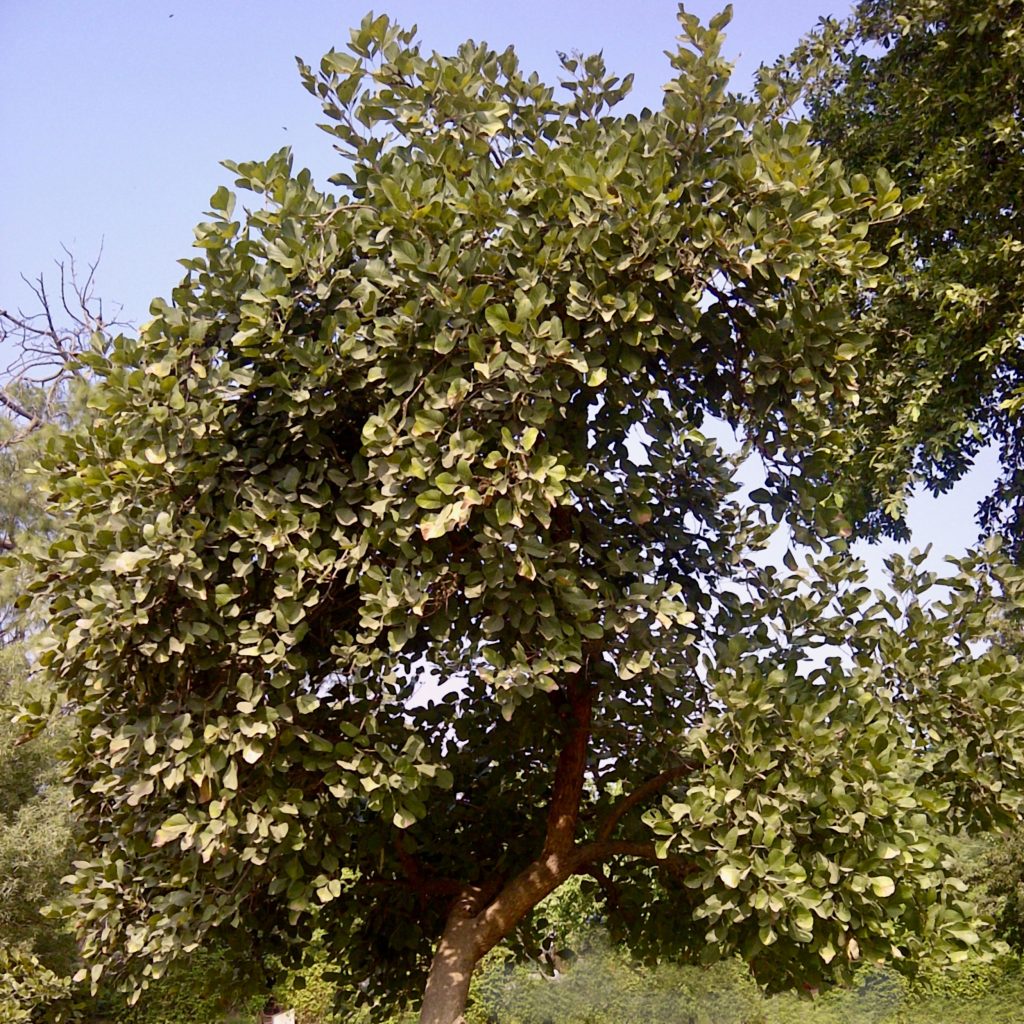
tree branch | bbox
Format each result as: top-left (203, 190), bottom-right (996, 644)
top-left (454, 676), bottom-right (597, 958)
top-left (595, 763), bottom-right (692, 842)
top-left (542, 678), bottom-right (595, 858)
top-left (584, 863), bottom-right (631, 920)
top-left (391, 833), bottom-right (467, 906)
top-left (366, 874), bottom-right (464, 898)
top-left (573, 840), bottom-right (665, 864)
top-left (0, 389), bottom-right (37, 423)
top-left (572, 840), bottom-right (698, 886)
top-left (1, 251), bottom-right (124, 446)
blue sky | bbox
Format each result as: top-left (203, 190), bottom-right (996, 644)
top-left (0, 0), bottom-right (998, 567)
top-left (1, 1), bottom-right (849, 324)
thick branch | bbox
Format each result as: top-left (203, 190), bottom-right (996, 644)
top-left (424, 673), bottom-right (600, 1000)
top-left (573, 840), bottom-right (668, 864)
top-left (585, 864), bottom-right (627, 917)
top-left (573, 840), bottom-right (698, 885)
top-left (542, 679), bottom-right (594, 857)
top-left (473, 850), bottom-right (576, 957)
top-left (370, 876), bottom-right (465, 898)
top-left (387, 834), bottom-right (477, 907)
top-left (595, 763), bottom-right (692, 842)
top-left (455, 677), bottom-right (596, 957)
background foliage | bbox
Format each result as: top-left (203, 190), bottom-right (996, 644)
top-left (783, 0), bottom-right (1024, 547)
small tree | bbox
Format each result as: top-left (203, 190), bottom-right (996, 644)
top-left (0, 251), bottom-right (109, 457)
top-left (16, 9), bottom-right (1024, 1023)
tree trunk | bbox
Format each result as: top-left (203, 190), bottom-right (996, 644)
top-left (413, 679), bottom-right (692, 1023)
top-left (418, 914), bottom-right (480, 1024)
top-left (418, 679), bottom-right (597, 1024)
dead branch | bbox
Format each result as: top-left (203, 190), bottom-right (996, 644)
top-left (1, 249), bottom-right (126, 449)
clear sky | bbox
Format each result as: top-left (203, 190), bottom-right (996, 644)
top-left (0, 0), bottom-right (999, 569)
top-left (1, 0), bottom-right (851, 324)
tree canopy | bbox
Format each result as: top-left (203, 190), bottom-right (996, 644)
top-left (12, 8), bottom-right (1024, 1024)
top-left (785, 0), bottom-right (1024, 547)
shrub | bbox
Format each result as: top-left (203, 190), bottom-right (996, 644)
top-left (113, 946), bottom-right (265, 1024)
top-left (470, 936), bottom-right (763, 1024)
top-left (0, 943), bottom-right (72, 1024)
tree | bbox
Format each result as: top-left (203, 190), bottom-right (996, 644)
top-left (778, 0), bottom-right (1024, 548)
top-left (0, 251), bottom-right (110, 457)
top-left (0, 256), bottom-right (127, 1019)
top-left (0, 419), bottom-right (77, 1021)
top-left (15, 9), bottom-right (1024, 1024)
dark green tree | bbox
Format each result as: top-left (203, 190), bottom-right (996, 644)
top-left (779, 0), bottom-right (1024, 547)
top-left (15, 10), bottom-right (1024, 1024)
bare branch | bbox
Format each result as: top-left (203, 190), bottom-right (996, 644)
top-left (0, 389), bottom-right (37, 423)
top-left (1, 250), bottom-right (126, 451)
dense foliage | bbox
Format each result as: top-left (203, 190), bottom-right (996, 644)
top-left (6, 5), bottom-right (1024, 1024)
top-left (0, 418), bottom-right (78, 1022)
top-left (783, 0), bottom-right (1024, 546)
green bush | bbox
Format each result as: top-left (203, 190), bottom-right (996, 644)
top-left (469, 938), bottom-right (764, 1024)
top-left (892, 957), bottom-right (1024, 1024)
top-left (264, 935), bottom-right (417, 1024)
top-left (468, 932), bottom-right (1024, 1024)
top-left (18, 940), bottom-right (1024, 1024)
top-left (0, 943), bottom-right (72, 1024)
top-left (762, 967), bottom-right (905, 1024)
top-left (112, 946), bottom-right (265, 1024)
top-left (271, 954), bottom-right (342, 1024)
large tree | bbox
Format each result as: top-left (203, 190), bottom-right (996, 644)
top-left (779, 0), bottom-right (1024, 547)
top-left (15, 9), bottom-right (1024, 1024)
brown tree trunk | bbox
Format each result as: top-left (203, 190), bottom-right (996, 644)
top-left (419, 912), bottom-right (480, 1024)
top-left (418, 678), bottom-right (597, 1024)
top-left (414, 667), bottom-right (693, 1023)
top-left (417, 855), bottom-right (578, 1024)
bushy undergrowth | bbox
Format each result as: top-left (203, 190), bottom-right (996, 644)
top-left (468, 939), bottom-right (763, 1024)
top-left (8, 935), bottom-right (1024, 1023)
top-left (0, 943), bottom-right (72, 1024)
top-left (111, 947), bottom-right (266, 1024)
top-left (464, 944), bottom-right (1024, 1024)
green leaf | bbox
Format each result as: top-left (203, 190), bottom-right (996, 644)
top-left (393, 807), bottom-right (417, 829)
top-left (718, 865), bottom-right (743, 889)
top-left (296, 694), bottom-right (320, 714)
top-left (870, 876), bottom-right (895, 898)
top-left (485, 304), bottom-right (511, 333)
